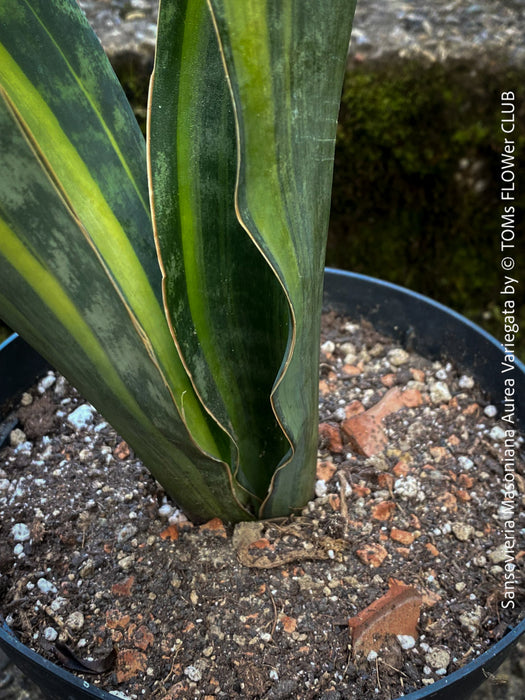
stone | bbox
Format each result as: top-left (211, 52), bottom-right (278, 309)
top-left (37, 578), bottom-right (57, 595)
top-left (451, 522), bottom-right (474, 541)
top-left (67, 404), bottom-right (95, 430)
top-left (9, 428), bottom-right (27, 447)
top-left (66, 611), bottom-right (85, 632)
top-left (430, 382), bottom-right (452, 404)
top-left (425, 648), bottom-right (451, 670)
top-left (11, 523), bottom-right (30, 542)
top-left (387, 348), bottom-right (409, 366)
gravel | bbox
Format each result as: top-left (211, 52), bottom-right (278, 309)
top-left (76, 0), bottom-right (525, 66)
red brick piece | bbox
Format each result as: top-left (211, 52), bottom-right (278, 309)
top-left (348, 580), bottom-right (422, 657)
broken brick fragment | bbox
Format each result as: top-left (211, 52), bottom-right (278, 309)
top-left (356, 543), bottom-right (388, 568)
top-left (114, 441), bottom-right (131, 460)
top-left (111, 576), bottom-right (135, 597)
top-left (348, 580), bottom-right (422, 657)
top-left (279, 614), bottom-right (297, 634)
top-left (105, 610), bottom-right (131, 630)
top-left (390, 528), bottom-right (415, 545)
top-left (160, 524), bottom-right (179, 541)
top-left (371, 501), bottom-right (396, 521)
top-left (425, 543), bottom-right (439, 557)
top-left (318, 423), bottom-right (343, 453)
top-left (316, 459), bottom-right (337, 482)
top-left (345, 400), bottom-right (365, 418)
top-left (380, 373), bottom-right (396, 387)
top-left (117, 649), bottom-right (147, 683)
top-left (341, 387), bottom-right (422, 457)
top-left (130, 624), bottom-right (155, 651)
top-left (199, 517), bottom-right (227, 538)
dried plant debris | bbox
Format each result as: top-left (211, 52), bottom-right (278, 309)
top-left (0, 313), bottom-right (524, 699)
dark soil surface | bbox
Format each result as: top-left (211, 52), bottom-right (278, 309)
top-left (1, 313), bottom-right (524, 699)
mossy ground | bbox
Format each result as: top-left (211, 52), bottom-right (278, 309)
top-left (329, 54), bottom-right (524, 357)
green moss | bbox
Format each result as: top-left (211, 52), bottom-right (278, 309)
top-left (329, 57), bottom-right (525, 357)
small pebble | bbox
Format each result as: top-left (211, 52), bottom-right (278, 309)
top-left (44, 627), bottom-right (58, 642)
top-left (20, 392), bottom-right (33, 406)
top-left (315, 479), bottom-right (328, 498)
top-left (9, 428), bottom-right (27, 447)
top-left (425, 648), bottom-right (451, 669)
top-left (38, 373), bottom-right (56, 393)
top-left (394, 475), bottom-right (420, 499)
top-left (459, 606), bottom-right (483, 637)
top-left (333, 407), bottom-right (346, 422)
top-left (11, 523), bottom-right (30, 542)
top-left (451, 522), bottom-right (474, 541)
top-left (118, 555), bottom-right (135, 571)
top-left (484, 405), bottom-right (497, 417)
top-left (37, 578), bottom-right (57, 595)
top-left (488, 544), bottom-right (508, 564)
top-left (489, 425), bottom-right (506, 441)
top-left (117, 524), bottom-right (138, 543)
top-left (67, 404), bottom-right (95, 430)
top-left (397, 635), bottom-right (416, 650)
top-left (430, 381), bottom-right (452, 404)
top-left (457, 456), bottom-right (474, 471)
top-left (184, 665), bottom-right (202, 682)
top-left (458, 375), bottom-right (474, 389)
top-left (66, 611), bottom-right (85, 631)
top-left (321, 340), bottom-right (335, 355)
top-left (158, 504), bottom-right (173, 519)
top-left (53, 375), bottom-right (68, 397)
top-left (388, 348), bottom-right (409, 366)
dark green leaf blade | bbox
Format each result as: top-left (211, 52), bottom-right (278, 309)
top-left (0, 0), bottom-right (252, 521)
top-left (149, 0), bottom-right (292, 506)
top-left (207, 0), bottom-right (357, 517)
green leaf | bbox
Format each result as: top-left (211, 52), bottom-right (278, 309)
top-left (0, 0), bottom-right (251, 522)
top-left (150, 0), bottom-right (356, 516)
top-left (149, 0), bottom-right (291, 508)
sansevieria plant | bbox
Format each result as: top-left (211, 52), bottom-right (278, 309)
top-left (0, 0), bottom-right (356, 522)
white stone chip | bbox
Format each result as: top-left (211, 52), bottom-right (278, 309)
top-left (484, 405), bottom-right (497, 417)
top-left (388, 348), bottom-right (409, 366)
top-left (37, 578), bottom-right (57, 594)
top-left (184, 665), bottom-right (202, 682)
top-left (489, 425), bottom-right (506, 442)
top-left (397, 635), bottom-right (416, 650)
top-left (67, 404), bottom-right (95, 430)
top-left (66, 611), bottom-right (85, 631)
top-left (321, 340), bottom-right (335, 355)
top-left (425, 648), bottom-right (451, 669)
top-left (457, 456), bottom-right (474, 471)
top-left (38, 373), bottom-right (56, 393)
top-left (315, 479), bottom-right (328, 498)
top-left (11, 523), bottom-right (31, 542)
top-left (430, 381), bottom-right (452, 404)
top-left (44, 627), bottom-right (58, 642)
top-left (458, 375), bottom-right (474, 389)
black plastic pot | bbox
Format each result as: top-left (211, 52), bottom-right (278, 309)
top-left (1, 268), bottom-right (524, 700)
